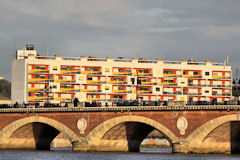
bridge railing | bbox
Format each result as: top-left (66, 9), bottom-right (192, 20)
top-left (2, 100), bottom-right (240, 109)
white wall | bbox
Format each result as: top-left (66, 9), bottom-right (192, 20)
top-left (11, 59), bottom-right (27, 104)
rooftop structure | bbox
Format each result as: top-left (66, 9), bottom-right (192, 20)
top-left (11, 44), bottom-right (232, 106)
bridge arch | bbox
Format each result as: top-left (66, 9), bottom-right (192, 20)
top-left (85, 115), bottom-right (178, 150)
top-left (0, 116), bottom-right (79, 142)
top-left (186, 114), bottom-right (240, 146)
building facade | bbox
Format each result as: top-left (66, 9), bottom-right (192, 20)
top-left (11, 45), bottom-right (232, 106)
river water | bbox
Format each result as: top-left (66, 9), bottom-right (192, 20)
top-left (1, 148), bottom-right (240, 160)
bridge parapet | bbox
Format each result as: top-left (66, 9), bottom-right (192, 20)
top-left (1, 105), bottom-right (240, 113)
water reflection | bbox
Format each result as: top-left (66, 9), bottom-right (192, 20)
top-left (1, 149), bottom-right (240, 160)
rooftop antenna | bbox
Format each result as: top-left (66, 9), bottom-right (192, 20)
top-left (47, 45), bottom-right (48, 56)
top-left (226, 56), bottom-right (229, 65)
top-left (236, 69), bottom-right (239, 84)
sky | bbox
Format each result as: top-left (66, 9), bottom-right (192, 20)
top-left (1, 0), bottom-right (240, 81)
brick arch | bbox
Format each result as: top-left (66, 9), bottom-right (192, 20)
top-left (0, 116), bottom-right (79, 142)
top-left (186, 114), bottom-right (240, 146)
top-left (85, 115), bottom-right (178, 146)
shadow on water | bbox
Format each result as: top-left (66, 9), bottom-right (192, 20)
top-left (140, 147), bottom-right (172, 153)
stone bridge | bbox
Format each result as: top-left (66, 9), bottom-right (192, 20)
top-left (1, 105), bottom-right (240, 154)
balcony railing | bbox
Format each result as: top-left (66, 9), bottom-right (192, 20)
top-left (163, 74), bottom-right (181, 77)
top-left (183, 75), bottom-right (202, 78)
top-left (133, 90), bottom-right (152, 94)
top-left (183, 92), bottom-right (202, 96)
top-left (140, 82), bottom-right (157, 85)
top-left (82, 89), bottom-right (102, 92)
top-left (54, 97), bottom-right (72, 101)
top-left (163, 92), bottom-right (182, 95)
top-left (28, 96), bottom-right (48, 100)
top-left (112, 90), bottom-right (132, 93)
top-left (212, 76), bottom-right (231, 79)
top-left (55, 79), bottom-right (76, 83)
top-left (60, 70), bottom-right (81, 74)
top-left (86, 98), bottom-right (101, 101)
top-left (28, 88), bottom-right (45, 91)
top-left (112, 72), bottom-right (132, 75)
top-left (107, 81), bottom-right (127, 84)
top-left (158, 82), bottom-right (177, 86)
top-left (133, 73), bottom-right (153, 76)
top-left (188, 84), bottom-right (232, 88)
top-left (28, 78), bottom-right (54, 82)
top-left (28, 69), bottom-right (49, 73)
top-left (60, 88), bottom-right (81, 92)
top-left (212, 93), bottom-right (231, 96)
top-left (86, 80), bottom-right (106, 84)
top-left (82, 71), bottom-right (102, 75)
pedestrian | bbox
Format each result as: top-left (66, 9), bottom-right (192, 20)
top-left (73, 98), bottom-right (79, 107)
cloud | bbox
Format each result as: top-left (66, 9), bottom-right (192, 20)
top-left (201, 26), bottom-right (240, 39)
top-left (0, 0), bottom-right (240, 80)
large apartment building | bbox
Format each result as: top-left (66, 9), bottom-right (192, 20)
top-left (11, 45), bottom-right (232, 106)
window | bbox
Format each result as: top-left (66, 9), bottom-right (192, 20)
top-left (164, 71), bottom-right (174, 74)
top-left (28, 93), bottom-right (31, 97)
top-left (113, 95), bottom-right (123, 99)
top-left (113, 77), bottom-right (123, 81)
top-left (156, 88), bottom-right (160, 91)
top-left (144, 70), bottom-right (149, 73)
top-left (213, 72), bottom-right (218, 76)
top-left (88, 68), bottom-right (99, 72)
top-left (126, 69), bottom-right (131, 73)
top-left (205, 72), bottom-right (209, 76)
top-left (88, 94), bottom-right (97, 98)
top-left (118, 86), bottom-right (124, 90)
top-left (119, 69), bottom-right (124, 72)
top-left (53, 66), bottom-right (57, 71)
top-left (193, 72), bottom-right (198, 75)
top-left (205, 90), bottom-right (209, 93)
top-left (183, 71), bottom-right (186, 75)
top-left (87, 77), bottom-right (93, 80)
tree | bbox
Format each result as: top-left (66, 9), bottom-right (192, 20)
top-left (0, 79), bottom-right (11, 98)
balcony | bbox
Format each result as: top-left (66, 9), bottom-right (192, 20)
top-left (133, 90), bottom-right (152, 94)
top-left (133, 73), bottom-right (153, 76)
top-left (212, 93), bottom-right (231, 96)
top-left (60, 70), bottom-right (81, 74)
top-left (107, 81), bottom-right (127, 84)
top-left (82, 89), bottom-right (101, 92)
top-left (158, 82), bottom-right (177, 86)
top-left (28, 96), bottom-right (48, 100)
top-left (28, 69), bottom-right (49, 73)
top-left (183, 93), bottom-right (202, 96)
top-left (141, 82), bottom-right (157, 85)
top-left (60, 88), bottom-right (81, 92)
top-left (87, 80), bottom-right (106, 84)
top-left (82, 71), bottom-right (102, 75)
top-left (163, 74), bottom-right (181, 77)
top-left (54, 97), bottom-right (72, 101)
top-left (163, 92), bottom-right (182, 95)
top-left (28, 88), bottom-right (45, 91)
top-left (112, 90), bottom-right (132, 93)
top-left (86, 98), bottom-right (101, 101)
top-left (28, 78), bottom-right (54, 83)
top-left (112, 72), bottom-right (132, 76)
top-left (55, 79), bottom-right (76, 83)
top-left (183, 75), bottom-right (202, 78)
top-left (212, 76), bottom-right (231, 79)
